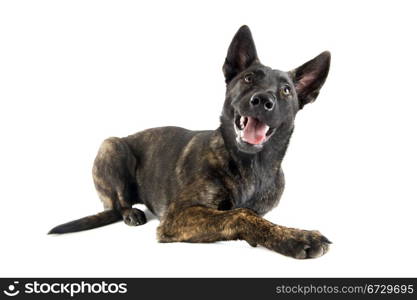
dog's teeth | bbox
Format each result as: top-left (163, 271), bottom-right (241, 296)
top-left (264, 126), bottom-right (270, 134)
top-left (240, 116), bottom-right (245, 129)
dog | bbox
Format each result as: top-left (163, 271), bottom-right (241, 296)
top-left (49, 25), bottom-right (331, 259)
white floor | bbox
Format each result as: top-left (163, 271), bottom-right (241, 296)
top-left (2, 153), bottom-right (416, 277)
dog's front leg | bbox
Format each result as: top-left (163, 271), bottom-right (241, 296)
top-left (157, 205), bottom-right (331, 259)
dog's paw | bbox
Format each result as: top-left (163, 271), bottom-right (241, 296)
top-left (271, 228), bottom-right (331, 259)
top-left (122, 208), bottom-right (147, 226)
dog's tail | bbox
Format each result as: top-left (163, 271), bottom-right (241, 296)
top-left (48, 210), bottom-right (122, 234)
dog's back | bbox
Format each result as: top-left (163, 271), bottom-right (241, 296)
top-left (124, 126), bottom-right (216, 217)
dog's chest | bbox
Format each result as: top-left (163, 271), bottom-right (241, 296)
top-left (231, 170), bottom-right (282, 215)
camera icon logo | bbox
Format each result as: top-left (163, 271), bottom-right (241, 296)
top-left (3, 281), bottom-right (20, 297)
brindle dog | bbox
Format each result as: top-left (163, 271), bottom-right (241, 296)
top-left (49, 25), bottom-right (331, 259)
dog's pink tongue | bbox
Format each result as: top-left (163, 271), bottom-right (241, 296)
top-left (242, 117), bottom-right (268, 145)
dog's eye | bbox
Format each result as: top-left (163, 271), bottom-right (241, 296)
top-left (280, 85), bottom-right (291, 97)
top-left (243, 73), bottom-right (254, 84)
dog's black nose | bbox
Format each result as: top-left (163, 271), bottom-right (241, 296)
top-left (250, 93), bottom-right (275, 111)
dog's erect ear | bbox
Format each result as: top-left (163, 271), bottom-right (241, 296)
top-left (291, 51), bottom-right (331, 109)
top-left (223, 25), bottom-right (259, 84)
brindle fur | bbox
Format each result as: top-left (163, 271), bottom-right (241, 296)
top-left (49, 25), bottom-right (331, 259)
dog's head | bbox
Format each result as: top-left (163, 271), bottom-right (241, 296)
top-left (220, 25), bottom-right (330, 154)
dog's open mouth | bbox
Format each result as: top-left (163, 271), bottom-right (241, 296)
top-left (234, 115), bottom-right (275, 145)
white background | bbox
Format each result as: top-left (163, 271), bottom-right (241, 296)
top-left (1, 0), bottom-right (416, 277)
